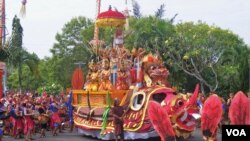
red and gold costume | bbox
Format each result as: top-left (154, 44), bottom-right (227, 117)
top-left (229, 91), bottom-right (250, 125)
top-left (23, 107), bottom-right (35, 135)
top-left (116, 68), bottom-right (129, 90)
top-left (201, 94), bottom-right (222, 141)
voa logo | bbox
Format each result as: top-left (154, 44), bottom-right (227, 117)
top-left (226, 129), bottom-right (246, 136)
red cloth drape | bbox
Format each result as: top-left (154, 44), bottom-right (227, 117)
top-left (0, 70), bottom-right (3, 99)
top-left (71, 68), bottom-right (84, 89)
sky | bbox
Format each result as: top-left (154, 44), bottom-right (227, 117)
top-left (6, 0), bottom-right (250, 59)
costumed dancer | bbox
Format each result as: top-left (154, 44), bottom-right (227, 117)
top-left (111, 98), bottom-right (127, 141)
top-left (4, 103), bottom-right (13, 136)
top-left (58, 98), bottom-right (67, 131)
top-left (148, 101), bottom-right (176, 141)
top-left (13, 104), bottom-right (24, 139)
top-left (201, 93), bottom-right (223, 141)
top-left (228, 91), bottom-right (250, 125)
top-left (49, 99), bottom-right (61, 136)
top-left (23, 102), bottom-right (35, 141)
top-left (0, 99), bottom-right (7, 141)
top-left (37, 105), bottom-right (49, 138)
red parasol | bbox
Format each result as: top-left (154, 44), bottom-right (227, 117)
top-left (71, 68), bottom-right (84, 89)
top-left (96, 6), bottom-right (126, 27)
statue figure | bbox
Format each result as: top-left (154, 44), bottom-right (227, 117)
top-left (142, 54), bottom-right (170, 87)
top-left (85, 60), bottom-right (99, 91)
top-left (116, 62), bottom-right (129, 90)
top-left (99, 59), bottom-right (113, 91)
top-left (110, 48), bottom-right (119, 87)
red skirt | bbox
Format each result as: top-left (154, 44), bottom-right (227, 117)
top-left (12, 117), bottom-right (23, 136)
top-left (50, 112), bottom-right (61, 128)
top-left (24, 116), bottom-right (34, 135)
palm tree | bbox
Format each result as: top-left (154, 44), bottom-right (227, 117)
top-left (8, 15), bottom-right (40, 91)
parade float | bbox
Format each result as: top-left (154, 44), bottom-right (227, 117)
top-left (71, 2), bottom-right (201, 140)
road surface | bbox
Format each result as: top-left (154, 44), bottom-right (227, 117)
top-left (3, 128), bottom-right (222, 141)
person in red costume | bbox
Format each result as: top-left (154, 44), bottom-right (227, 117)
top-left (23, 102), bottom-right (35, 141)
top-left (201, 93), bottom-right (223, 141)
top-left (229, 91), bottom-right (250, 125)
top-left (111, 98), bottom-right (126, 141)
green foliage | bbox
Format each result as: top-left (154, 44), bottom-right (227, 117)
top-left (37, 82), bottom-right (63, 96)
top-left (126, 16), bottom-right (175, 57)
top-left (0, 48), bottom-right (9, 61)
top-left (11, 15), bottom-right (23, 49)
top-left (6, 13), bottom-right (249, 100)
top-left (7, 16), bottom-right (41, 92)
top-left (49, 16), bottom-right (93, 89)
top-left (165, 21), bottom-right (248, 96)
top-left (7, 65), bottom-right (40, 91)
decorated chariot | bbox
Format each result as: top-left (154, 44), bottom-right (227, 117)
top-left (72, 5), bottom-right (201, 141)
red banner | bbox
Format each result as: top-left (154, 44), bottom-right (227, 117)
top-left (71, 68), bottom-right (84, 89)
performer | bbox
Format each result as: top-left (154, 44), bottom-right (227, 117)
top-left (201, 93), bottom-right (222, 141)
top-left (13, 104), bottom-right (24, 139)
top-left (49, 100), bottom-right (61, 136)
top-left (0, 99), bottom-right (7, 141)
top-left (37, 106), bottom-right (49, 138)
top-left (23, 103), bottom-right (35, 141)
top-left (111, 98), bottom-right (126, 141)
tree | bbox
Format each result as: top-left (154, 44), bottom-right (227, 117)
top-left (8, 16), bottom-right (40, 92)
top-left (165, 21), bottom-right (248, 95)
top-left (49, 16), bottom-right (93, 89)
top-left (11, 15), bottom-right (23, 49)
top-left (0, 42), bottom-right (9, 61)
top-left (126, 16), bottom-right (175, 58)
top-left (9, 15), bottom-right (24, 91)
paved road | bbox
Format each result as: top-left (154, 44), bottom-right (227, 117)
top-left (3, 128), bottom-right (222, 141)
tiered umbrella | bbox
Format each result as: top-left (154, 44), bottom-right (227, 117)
top-left (96, 6), bottom-right (126, 27)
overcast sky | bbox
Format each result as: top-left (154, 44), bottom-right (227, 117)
top-left (6, 0), bottom-right (250, 59)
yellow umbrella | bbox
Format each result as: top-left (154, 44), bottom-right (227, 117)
top-left (96, 7), bottom-right (126, 27)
